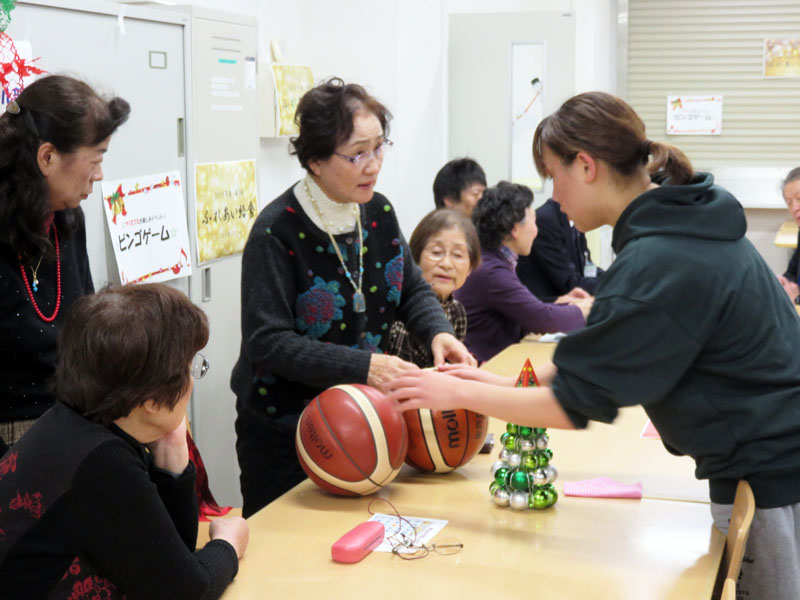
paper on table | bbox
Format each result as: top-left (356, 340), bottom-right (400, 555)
top-left (367, 513), bottom-right (448, 553)
top-left (538, 332), bottom-right (566, 343)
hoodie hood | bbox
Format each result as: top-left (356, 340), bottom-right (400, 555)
top-left (611, 172), bottom-right (747, 254)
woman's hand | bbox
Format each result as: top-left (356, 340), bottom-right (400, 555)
top-left (556, 287), bottom-right (591, 303)
top-left (367, 354), bottom-right (419, 392)
top-left (147, 416), bottom-right (190, 475)
top-left (431, 332), bottom-right (477, 367)
top-left (778, 275), bottom-right (799, 303)
top-left (436, 363), bottom-right (515, 387)
top-left (571, 297), bottom-right (594, 320)
top-left (209, 516), bottom-right (250, 559)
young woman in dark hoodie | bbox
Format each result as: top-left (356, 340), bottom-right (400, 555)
top-left (387, 91), bottom-right (800, 599)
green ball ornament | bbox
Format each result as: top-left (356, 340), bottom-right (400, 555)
top-left (541, 487), bottom-right (557, 508)
top-left (506, 423), bottom-right (519, 435)
top-left (518, 426), bottom-right (533, 438)
top-left (536, 452), bottom-right (549, 468)
top-left (534, 427), bottom-right (546, 435)
top-left (500, 432), bottom-right (510, 444)
top-left (504, 434), bottom-right (517, 451)
top-left (522, 454), bottom-right (538, 471)
top-left (532, 489), bottom-right (549, 510)
top-left (510, 470), bottom-right (529, 491)
top-left (494, 467), bottom-right (509, 486)
top-left (545, 448), bottom-right (553, 459)
top-left (489, 481), bottom-right (500, 495)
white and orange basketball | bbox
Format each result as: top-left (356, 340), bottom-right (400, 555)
top-left (403, 408), bottom-right (488, 473)
top-left (295, 384), bottom-right (408, 496)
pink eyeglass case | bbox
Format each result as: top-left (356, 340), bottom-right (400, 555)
top-left (331, 521), bottom-right (385, 564)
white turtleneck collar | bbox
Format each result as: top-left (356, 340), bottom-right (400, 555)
top-left (294, 175), bottom-right (357, 235)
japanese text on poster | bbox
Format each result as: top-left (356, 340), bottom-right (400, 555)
top-left (101, 171), bottom-right (192, 284)
top-left (195, 159), bottom-right (258, 263)
top-left (666, 95), bottom-right (722, 135)
top-left (271, 65), bottom-right (314, 136)
top-left (764, 38), bottom-right (800, 78)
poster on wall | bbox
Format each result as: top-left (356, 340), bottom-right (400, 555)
top-left (763, 38), bottom-right (800, 78)
top-left (195, 159), bottom-right (258, 264)
top-left (271, 64), bottom-right (314, 136)
top-left (101, 171), bottom-right (193, 285)
top-left (510, 43), bottom-right (544, 192)
top-left (666, 95), bottom-right (722, 135)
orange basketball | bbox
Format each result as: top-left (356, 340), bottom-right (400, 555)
top-left (295, 384), bottom-right (408, 496)
top-left (403, 408), bottom-right (488, 473)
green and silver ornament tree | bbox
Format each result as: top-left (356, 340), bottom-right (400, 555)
top-left (489, 358), bottom-right (558, 510)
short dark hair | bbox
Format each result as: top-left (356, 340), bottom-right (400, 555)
top-left (290, 77), bottom-right (392, 171)
top-left (783, 167), bottom-right (800, 190)
top-left (55, 284), bottom-right (209, 426)
top-left (472, 181), bottom-right (533, 250)
top-left (408, 209), bottom-right (481, 270)
top-left (0, 75), bottom-right (130, 262)
top-left (432, 158), bottom-right (487, 209)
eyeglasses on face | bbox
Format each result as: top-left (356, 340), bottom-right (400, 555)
top-left (421, 246), bottom-right (470, 266)
top-left (334, 139), bottom-right (393, 167)
top-left (191, 353), bottom-right (209, 379)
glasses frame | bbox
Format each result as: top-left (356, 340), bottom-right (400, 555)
top-left (420, 246), bottom-right (471, 266)
top-left (334, 139), bottom-right (393, 167)
top-left (191, 353), bottom-right (209, 379)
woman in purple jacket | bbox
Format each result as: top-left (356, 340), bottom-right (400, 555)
top-left (455, 181), bottom-right (590, 362)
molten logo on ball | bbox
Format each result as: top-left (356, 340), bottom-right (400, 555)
top-left (296, 384), bottom-right (408, 496)
top-left (404, 408), bottom-right (487, 473)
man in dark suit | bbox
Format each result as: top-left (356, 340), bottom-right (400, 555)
top-left (516, 198), bottom-right (604, 302)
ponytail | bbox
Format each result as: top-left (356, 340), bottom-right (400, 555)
top-left (646, 141), bottom-right (694, 185)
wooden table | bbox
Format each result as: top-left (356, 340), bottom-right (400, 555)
top-left (215, 341), bottom-right (724, 599)
top-left (774, 219), bottom-right (798, 248)
top-left (483, 339), bottom-right (710, 503)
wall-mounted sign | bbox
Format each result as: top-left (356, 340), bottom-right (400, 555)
top-left (666, 95), bottom-right (722, 135)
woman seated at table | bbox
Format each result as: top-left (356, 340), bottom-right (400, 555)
top-left (388, 209), bottom-right (480, 367)
top-left (232, 78), bottom-right (473, 517)
top-left (777, 167), bottom-right (800, 303)
top-left (388, 91), bottom-right (800, 599)
top-left (0, 284), bottom-right (248, 599)
top-left (454, 181), bottom-right (591, 363)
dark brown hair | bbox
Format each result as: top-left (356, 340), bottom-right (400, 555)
top-left (472, 182), bottom-right (533, 250)
top-left (409, 209), bottom-right (481, 270)
top-left (533, 91), bottom-right (693, 186)
top-left (0, 75), bottom-right (130, 261)
top-left (55, 284), bottom-right (209, 425)
top-left (432, 158), bottom-right (486, 209)
top-left (290, 77), bottom-right (392, 171)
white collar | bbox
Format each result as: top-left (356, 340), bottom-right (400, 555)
top-left (294, 175), bottom-right (357, 234)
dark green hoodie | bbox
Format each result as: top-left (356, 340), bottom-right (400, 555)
top-left (552, 173), bottom-right (800, 508)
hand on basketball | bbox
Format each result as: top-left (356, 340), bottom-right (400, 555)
top-left (209, 516), bottom-right (249, 559)
top-left (367, 354), bottom-right (419, 392)
top-left (431, 332), bottom-right (477, 367)
top-left (435, 363), bottom-right (515, 386)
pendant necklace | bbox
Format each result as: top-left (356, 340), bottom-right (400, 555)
top-left (304, 180), bottom-right (366, 313)
top-left (17, 222), bottom-right (62, 322)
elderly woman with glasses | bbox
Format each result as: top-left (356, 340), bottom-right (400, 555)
top-left (232, 78), bottom-right (473, 517)
top-left (0, 284), bottom-right (249, 598)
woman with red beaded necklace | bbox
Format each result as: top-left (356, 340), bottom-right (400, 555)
top-left (0, 75), bottom-right (130, 454)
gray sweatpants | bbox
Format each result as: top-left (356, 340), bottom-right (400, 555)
top-left (711, 501), bottom-right (800, 599)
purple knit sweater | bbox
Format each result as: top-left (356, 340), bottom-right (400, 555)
top-left (455, 246), bottom-right (585, 362)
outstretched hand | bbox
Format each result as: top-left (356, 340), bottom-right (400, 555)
top-left (435, 363), bottom-right (515, 387)
top-left (431, 332), bottom-right (477, 368)
top-left (386, 368), bottom-right (475, 413)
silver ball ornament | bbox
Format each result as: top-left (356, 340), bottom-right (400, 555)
top-left (506, 452), bottom-right (522, 468)
top-left (510, 491), bottom-right (529, 510)
top-left (543, 465), bottom-right (558, 484)
top-left (519, 439), bottom-right (534, 453)
top-left (535, 434), bottom-right (549, 450)
top-left (491, 460), bottom-right (506, 477)
top-left (493, 488), bottom-right (511, 507)
top-left (498, 448), bottom-right (511, 462)
top-left (533, 468), bottom-right (548, 486)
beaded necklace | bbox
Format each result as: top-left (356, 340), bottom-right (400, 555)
top-left (18, 223), bottom-right (62, 322)
top-left (304, 180), bottom-right (366, 313)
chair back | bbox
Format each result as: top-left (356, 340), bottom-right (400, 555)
top-left (714, 480), bottom-right (755, 598)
